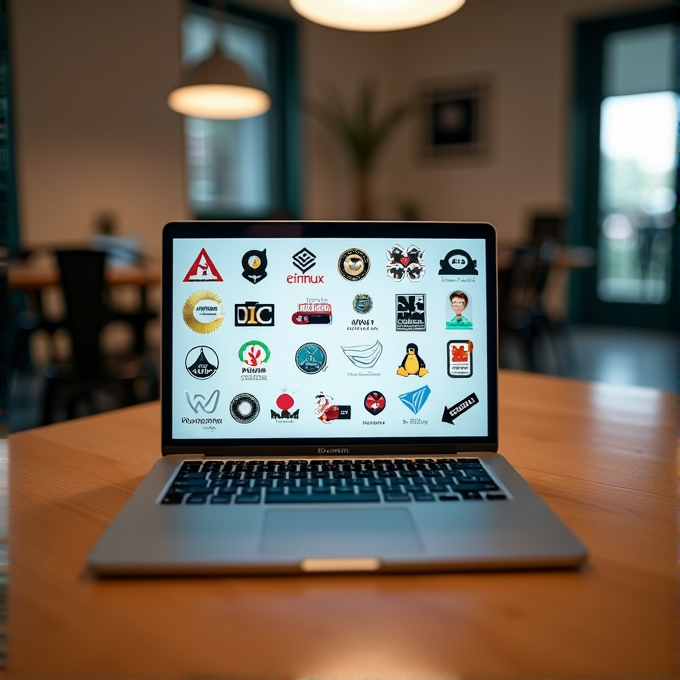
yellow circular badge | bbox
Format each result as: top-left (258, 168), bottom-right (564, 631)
top-left (183, 290), bottom-right (224, 334)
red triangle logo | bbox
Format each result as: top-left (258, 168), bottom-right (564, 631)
top-left (183, 248), bottom-right (223, 282)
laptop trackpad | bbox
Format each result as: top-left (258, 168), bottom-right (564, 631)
top-left (260, 508), bottom-right (423, 558)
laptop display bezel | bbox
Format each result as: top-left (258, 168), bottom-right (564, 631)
top-left (161, 221), bottom-right (499, 457)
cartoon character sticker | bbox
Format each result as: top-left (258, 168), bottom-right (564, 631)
top-left (314, 393), bottom-right (351, 423)
top-left (446, 290), bottom-right (473, 330)
top-left (397, 343), bottom-right (428, 377)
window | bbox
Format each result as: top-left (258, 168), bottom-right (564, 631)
top-left (182, 1), bottom-right (300, 219)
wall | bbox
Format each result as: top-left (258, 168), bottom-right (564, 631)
top-left (11, 0), bottom-right (187, 260)
top-left (11, 0), bottom-right (667, 257)
top-left (377, 0), bottom-right (667, 240)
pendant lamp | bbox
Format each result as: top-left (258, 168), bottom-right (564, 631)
top-left (290, 0), bottom-right (466, 32)
top-left (167, 8), bottom-right (270, 119)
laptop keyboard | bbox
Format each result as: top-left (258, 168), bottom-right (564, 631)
top-left (160, 458), bottom-right (508, 505)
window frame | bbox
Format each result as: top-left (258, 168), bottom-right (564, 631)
top-left (185, 0), bottom-right (302, 220)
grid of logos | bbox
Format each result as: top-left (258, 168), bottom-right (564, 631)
top-left (173, 238), bottom-right (488, 439)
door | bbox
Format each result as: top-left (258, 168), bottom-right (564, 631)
top-left (571, 7), bottom-right (678, 329)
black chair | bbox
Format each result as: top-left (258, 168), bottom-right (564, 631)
top-left (41, 249), bottom-right (157, 425)
top-left (499, 240), bottom-right (561, 373)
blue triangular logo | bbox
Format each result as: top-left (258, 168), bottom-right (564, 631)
top-left (398, 385), bottom-right (431, 414)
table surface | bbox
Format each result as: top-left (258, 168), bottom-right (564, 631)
top-left (7, 260), bottom-right (161, 290)
top-left (9, 371), bottom-right (676, 679)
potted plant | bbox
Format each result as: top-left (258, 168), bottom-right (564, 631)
top-left (308, 82), bottom-right (411, 220)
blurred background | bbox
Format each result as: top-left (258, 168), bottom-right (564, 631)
top-left (2, 0), bottom-right (678, 432)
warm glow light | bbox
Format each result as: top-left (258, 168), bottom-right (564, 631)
top-left (167, 84), bottom-right (271, 120)
top-left (290, 0), bottom-right (466, 31)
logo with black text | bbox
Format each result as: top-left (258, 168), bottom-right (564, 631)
top-left (271, 391), bottom-right (299, 421)
top-left (234, 301), bottom-right (275, 327)
top-left (447, 340), bottom-right (473, 377)
top-left (183, 291), bottom-right (224, 334)
top-left (442, 392), bottom-right (479, 425)
top-left (238, 340), bottom-right (270, 381)
top-left (395, 294), bottom-right (426, 331)
top-left (183, 248), bottom-right (223, 282)
top-left (292, 300), bottom-right (332, 325)
top-left (185, 346), bottom-right (219, 379)
top-left (241, 249), bottom-right (268, 284)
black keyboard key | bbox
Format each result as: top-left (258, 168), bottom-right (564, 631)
top-left (180, 462), bottom-right (202, 472)
top-left (486, 493), bottom-right (507, 500)
top-left (461, 491), bottom-right (483, 500)
top-left (187, 494), bottom-right (209, 504)
top-left (452, 482), bottom-right (499, 492)
top-left (413, 493), bottom-right (435, 502)
top-left (210, 495), bottom-right (233, 504)
top-left (161, 493), bottom-right (185, 504)
top-left (438, 494), bottom-right (460, 501)
top-left (170, 485), bottom-right (211, 493)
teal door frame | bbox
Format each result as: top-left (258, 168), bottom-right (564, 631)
top-left (569, 5), bottom-right (679, 330)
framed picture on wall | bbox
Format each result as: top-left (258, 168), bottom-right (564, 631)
top-left (419, 75), bottom-right (491, 159)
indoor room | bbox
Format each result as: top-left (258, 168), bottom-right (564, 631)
top-left (2, 0), bottom-right (677, 678)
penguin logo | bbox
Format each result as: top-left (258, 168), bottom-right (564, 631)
top-left (338, 248), bottom-right (370, 282)
top-left (241, 249), bottom-right (268, 284)
top-left (397, 343), bottom-right (429, 377)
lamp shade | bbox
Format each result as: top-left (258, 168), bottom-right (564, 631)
top-left (290, 0), bottom-right (466, 31)
top-left (167, 46), bottom-right (271, 119)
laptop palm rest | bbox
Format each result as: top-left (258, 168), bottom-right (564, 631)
top-left (260, 508), bottom-right (423, 559)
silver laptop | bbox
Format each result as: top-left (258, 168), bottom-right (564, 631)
top-left (88, 221), bottom-right (587, 575)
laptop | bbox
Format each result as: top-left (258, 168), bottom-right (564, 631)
top-left (87, 220), bottom-right (587, 575)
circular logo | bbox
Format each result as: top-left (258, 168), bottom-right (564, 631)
top-left (338, 248), bottom-right (370, 282)
top-left (238, 340), bottom-right (271, 367)
top-left (229, 393), bottom-right (260, 423)
top-left (183, 290), bottom-right (223, 334)
top-left (364, 391), bottom-right (386, 415)
top-left (352, 293), bottom-right (373, 314)
top-left (295, 343), bottom-right (327, 374)
top-left (185, 346), bottom-right (219, 379)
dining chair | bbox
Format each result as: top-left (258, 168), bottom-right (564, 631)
top-left (40, 249), bottom-right (157, 425)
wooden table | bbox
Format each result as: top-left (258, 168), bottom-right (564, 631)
top-left (8, 261), bottom-right (161, 290)
top-left (9, 371), bottom-right (676, 679)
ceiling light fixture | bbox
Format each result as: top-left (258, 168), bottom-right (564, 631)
top-left (290, 0), bottom-right (466, 32)
top-left (167, 5), bottom-right (270, 119)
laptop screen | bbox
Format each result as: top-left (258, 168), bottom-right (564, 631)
top-left (162, 222), bottom-right (498, 456)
